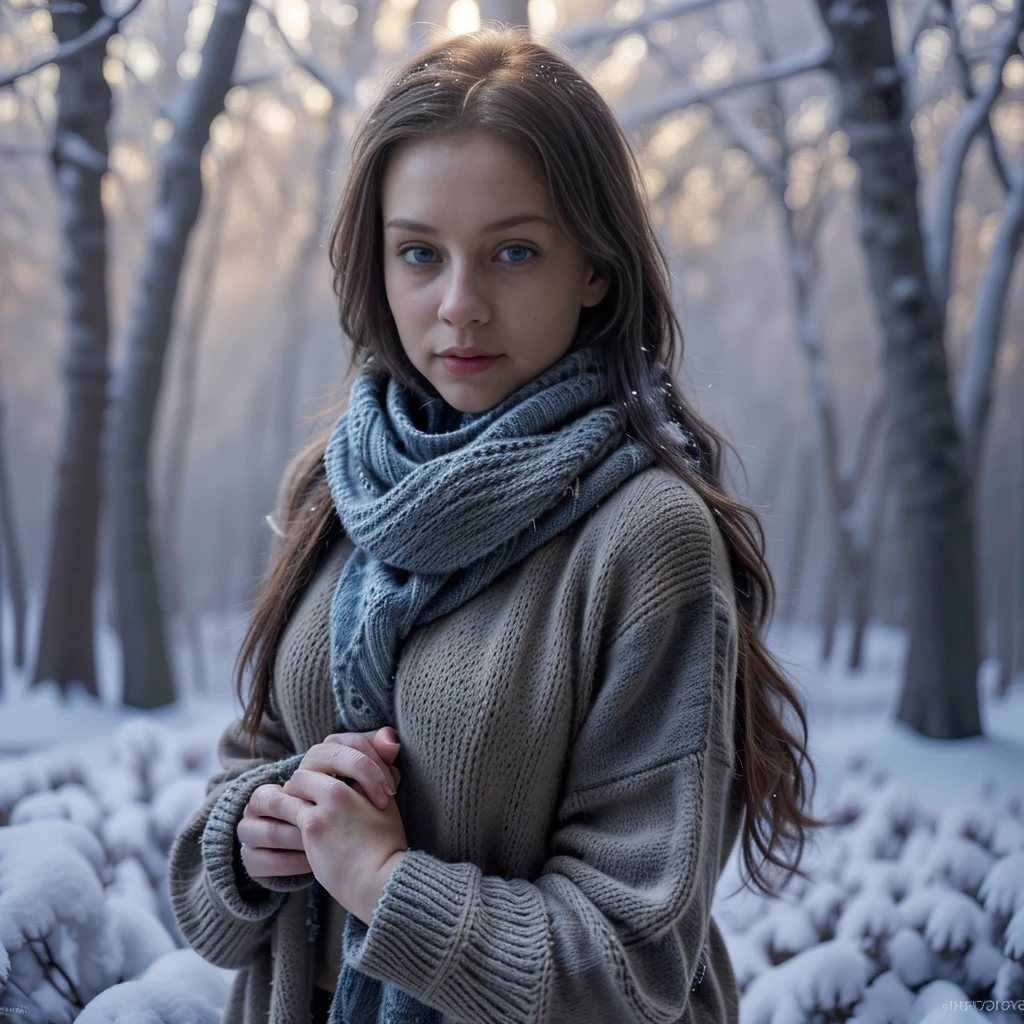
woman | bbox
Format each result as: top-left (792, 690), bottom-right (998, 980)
top-left (168, 23), bottom-right (826, 1024)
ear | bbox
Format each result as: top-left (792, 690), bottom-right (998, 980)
top-left (581, 261), bottom-right (612, 308)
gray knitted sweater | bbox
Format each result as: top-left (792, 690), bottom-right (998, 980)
top-left (168, 466), bottom-right (744, 1023)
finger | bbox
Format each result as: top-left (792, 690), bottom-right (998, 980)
top-left (284, 761), bottom-right (387, 815)
top-left (241, 846), bottom-right (312, 878)
top-left (246, 783), bottom-right (315, 826)
top-left (302, 745), bottom-right (395, 809)
top-left (326, 731), bottom-right (401, 768)
top-left (283, 767), bottom-right (374, 813)
top-left (369, 727), bottom-right (401, 757)
top-left (237, 814), bottom-right (305, 852)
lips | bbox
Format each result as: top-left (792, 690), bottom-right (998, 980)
top-left (438, 353), bottom-right (502, 376)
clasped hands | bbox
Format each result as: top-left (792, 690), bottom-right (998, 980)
top-left (237, 727), bottom-right (408, 927)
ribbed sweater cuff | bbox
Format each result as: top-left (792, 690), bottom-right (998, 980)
top-left (200, 752), bottom-right (312, 919)
top-left (345, 849), bottom-right (548, 1019)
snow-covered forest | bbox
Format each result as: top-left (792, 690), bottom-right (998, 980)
top-left (3, 0), bottom-right (1024, 1019)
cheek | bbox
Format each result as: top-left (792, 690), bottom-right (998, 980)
top-left (515, 286), bottom-right (580, 337)
top-left (385, 276), bottom-right (427, 330)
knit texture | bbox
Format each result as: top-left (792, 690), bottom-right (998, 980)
top-left (168, 461), bottom-right (745, 1024)
top-left (323, 345), bottom-right (654, 1021)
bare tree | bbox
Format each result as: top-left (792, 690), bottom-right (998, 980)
top-left (28, 0), bottom-right (115, 699)
top-left (158, 122), bottom-right (252, 697)
top-left (109, 0), bottom-right (254, 709)
top-left (641, 1), bottom-right (887, 669)
top-left (957, 161), bottom-right (1024, 471)
top-left (695, 0), bottom-right (886, 668)
top-left (0, 379), bottom-right (28, 693)
top-left (559, 0), bottom-right (1023, 734)
top-left (816, 0), bottom-right (980, 739)
top-left (0, 0), bottom-right (144, 90)
top-left (1013, 414), bottom-right (1024, 692)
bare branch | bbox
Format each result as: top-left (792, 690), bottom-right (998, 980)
top-left (957, 159), bottom-right (1024, 467)
top-left (0, 0), bottom-right (144, 89)
top-left (253, 0), bottom-right (354, 105)
top-left (0, 0), bottom-right (85, 11)
top-left (903, 0), bottom-right (938, 56)
top-left (554, 0), bottom-right (719, 50)
top-left (710, 99), bottom-right (786, 187)
top-left (621, 40), bottom-right (832, 128)
top-left (938, 0), bottom-right (1010, 191)
top-left (924, 3), bottom-right (1023, 311)
top-left (798, 126), bottom-right (839, 249)
top-left (847, 386), bottom-right (886, 488)
top-left (645, 35), bottom-right (787, 185)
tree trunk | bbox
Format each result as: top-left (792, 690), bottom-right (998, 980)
top-left (0, 387), bottom-right (26, 682)
top-left (1012, 415), bottom-right (1024, 689)
top-left (820, 534), bottom-right (840, 664)
top-left (269, 110), bottom-right (341, 490)
top-left (158, 134), bottom-right (249, 696)
top-left (848, 457), bottom-right (888, 670)
top-left (995, 509), bottom-right (1014, 697)
top-left (31, 0), bottom-right (113, 699)
top-left (782, 439), bottom-right (815, 623)
top-left (0, 398), bottom-right (22, 693)
top-left (816, 0), bottom-right (980, 738)
top-left (110, 0), bottom-right (253, 709)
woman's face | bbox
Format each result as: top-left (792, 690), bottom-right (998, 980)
top-left (381, 130), bottom-right (610, 414)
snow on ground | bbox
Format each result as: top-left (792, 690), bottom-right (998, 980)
top-left (2, 608), bottom-right (1024, 1022)
top-left (771, 620), bottom-right (1024, 813)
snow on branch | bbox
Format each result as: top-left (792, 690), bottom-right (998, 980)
top-left (621, 42), bottom-right (833, 129)
top-left (956, 160), bottom-right (1024, 469)
top-left (0, 0), bottom-right (145, 91)
top-left (252, 0), bottom-right (355, 105)
top-left (923, 1), bottom-right (1024, 312)
top-left (937, 0), bottom-right (1011, 192)
top-left (554, 0), bottom-right (719, 50)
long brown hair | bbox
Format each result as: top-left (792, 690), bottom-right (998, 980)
top-left (234, 23), bottom-right (834, 899)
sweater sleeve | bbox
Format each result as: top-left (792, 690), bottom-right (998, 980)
top-left (342, 489), bottom-right (740, 1023)
top-left (167, 696), bottom-right (311, 970)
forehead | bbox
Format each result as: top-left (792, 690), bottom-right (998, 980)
top-left (381, 132), bottom-right (550, 216)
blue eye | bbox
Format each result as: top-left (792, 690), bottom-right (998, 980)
top-left (398, 244), bottom-right (538, 266)
top-left (401, 246), bottom-right (435, 265)
top-left (500, 245), bottom-right (536, 263)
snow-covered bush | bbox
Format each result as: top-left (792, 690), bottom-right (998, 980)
top-left (4, 713), bottom-right (1024, 1021)
top-left (0, 720), bottom-right (230, 1021)
top-left (715, 758), bottom-right (1024, 1023)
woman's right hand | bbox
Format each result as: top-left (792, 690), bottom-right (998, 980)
top-left (237, 727), bottom-right (402, 879)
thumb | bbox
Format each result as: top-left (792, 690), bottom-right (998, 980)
top-left (372, 727), bottom-right (401, 759)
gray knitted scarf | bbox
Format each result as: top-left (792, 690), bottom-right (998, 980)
top-left (317, 344), bottom-right (655, 1024)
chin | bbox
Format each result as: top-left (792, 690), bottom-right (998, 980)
top-left (435, 381), bottom-right (511, 415)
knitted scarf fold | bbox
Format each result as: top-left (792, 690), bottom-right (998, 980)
top-left (320, 344), bottom-right (656, 1024)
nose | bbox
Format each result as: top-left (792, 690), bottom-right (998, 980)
top-left (437, 260), bottom-right (491, 328)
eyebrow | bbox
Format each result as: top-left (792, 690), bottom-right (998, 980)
top-left (384, 213), bottom-right (555, 234)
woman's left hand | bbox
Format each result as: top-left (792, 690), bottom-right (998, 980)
top-left (280, 765), bottom-right (408, 926)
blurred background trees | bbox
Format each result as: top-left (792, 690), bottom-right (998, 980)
top-left (1, 0), bottom-right (1022, 737)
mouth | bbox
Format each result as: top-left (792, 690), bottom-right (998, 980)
top-left (437, 352), bottom-right (503, 376)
